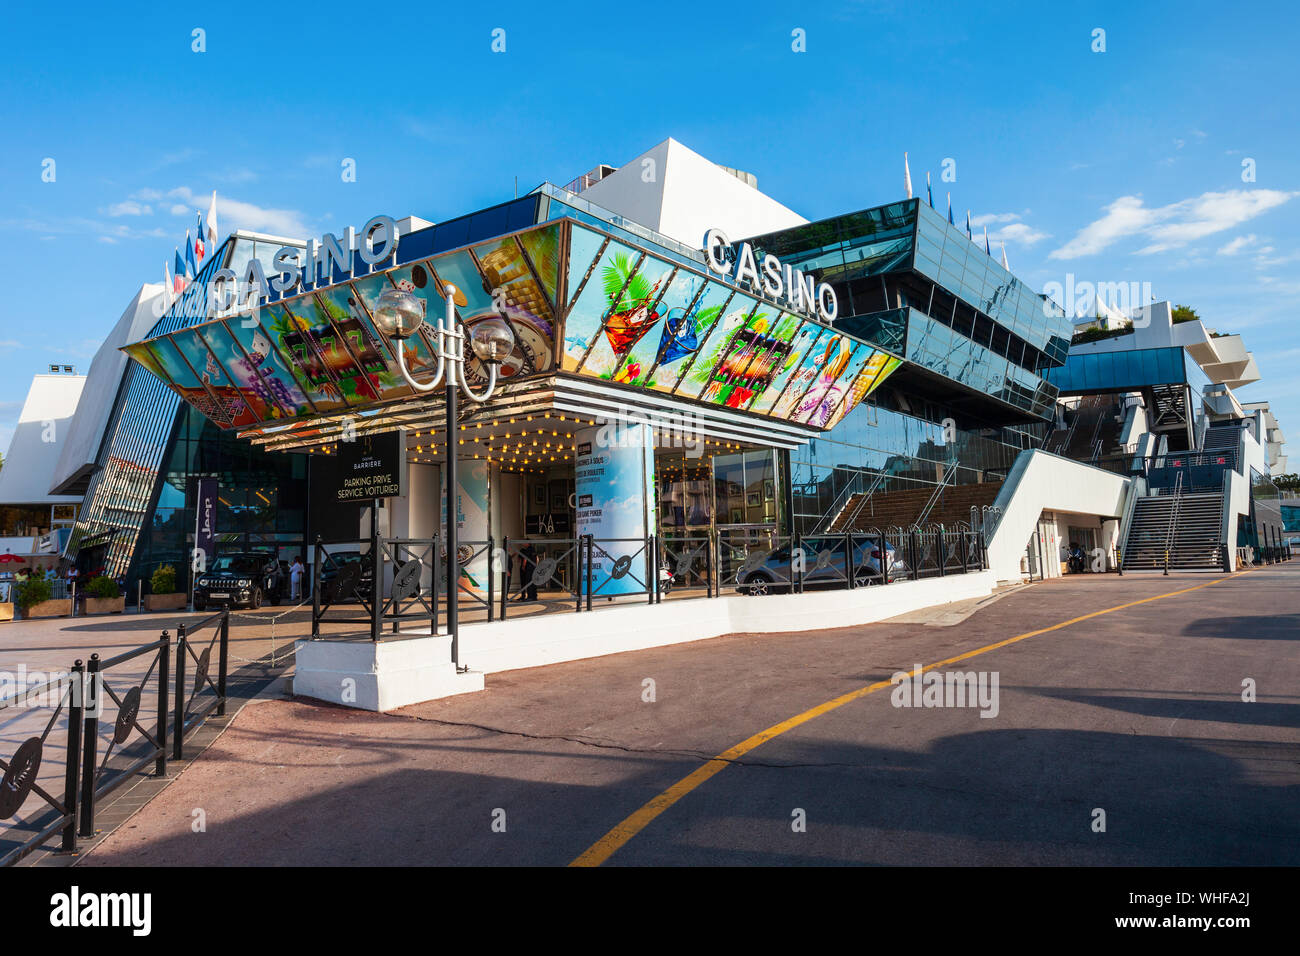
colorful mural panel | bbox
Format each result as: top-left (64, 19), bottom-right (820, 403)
top-left (123, 220), bottom-right (902, 435)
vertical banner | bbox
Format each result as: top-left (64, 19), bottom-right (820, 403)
top-left (575, 422), bottom-right (655, 596)
top-left (192, 477), bottom-right (217, 576)
top-left (441, 459), bottom-right (490, 596)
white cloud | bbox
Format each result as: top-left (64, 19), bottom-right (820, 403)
top-left (1256, 248), bottom-right (1300, 268)
top-left (169, 204), bottom-right (190, 215)
top-left (1217, 234), bottom-right (1257, 255)
top-left (1050, 189), bottom-right (1297, 259)
top-left (0, 215), bottom-right (163, 242)
top-left (991, 222), bottom-right (1050, 246)
top-left (966, 213), bottom-right (1049, 246)
top-left (105, 200), bottom-right (152, 217)
top-left (970, 212), bottom-right (1020, 227)
top-left (167, 186), bottom-right (311, 239)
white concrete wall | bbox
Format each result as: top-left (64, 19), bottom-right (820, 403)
top-left (579, 138), bottom-right (807, 248)
top-left (1223, 469), bottom-right (1251, 570)
top-left (49, 283), bottom-right (165, 495)
top-left (985, 450), bottom-right (1131, 581)
top-left (1240, 416), bottom-right (1268, 477)
top-left (0, 374), bottom-right (87, 505)
top-left (453, 571), bottom-right (997, 675)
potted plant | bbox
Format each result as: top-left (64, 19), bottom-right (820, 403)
top-left (84, 575), bottom-right (125, 615)
top-left (15, 575), bottom-right (69, 619)
top-left (144, 564), bottom-right (186, 611)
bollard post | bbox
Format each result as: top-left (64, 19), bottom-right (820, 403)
top-left (311, 537), bottom-right (322, 638)
top-left (487, 535), bottom-right (495, 623)
top-left (217, 610), bottom-right (229, 717)
top-left (585, 535), bottom-right (594, 612)
top-left (1163, 550), bottom-right (1169, 576)
top-left (707, 532), bottom-right (715, 598)
top-left (501, 536), bottom-right (509, 621)
top-left (79, 654), bottom-right (100, 837)
top-left (137, 579), bottom-right (143, 613)
top-left (173, 625), bottom-right (187, 761)
top-left (795, 534), bottom-right (804, 594)
top-left (845, 533), bottom-right (854, 590)
top-left (370, 530), bottom-right (382, 643)
top-left (156, 632), bottom-right (170, 776)
top-left (61, 659), bottom-right (84, 852)
top-left (647, 537), bottom-right (656, 606)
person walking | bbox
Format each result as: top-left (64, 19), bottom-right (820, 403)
top-left (290, 556), bottom-right (304, 602)
top-left (518, 542), bottom-right (538, 602)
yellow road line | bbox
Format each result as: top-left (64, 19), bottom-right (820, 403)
top-left (569, 570), bottom-right (1252, 867)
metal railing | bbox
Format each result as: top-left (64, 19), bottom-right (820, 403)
top-left (298, 527), bottom-right (989, 642)
top-left (913, 461), bottom-right (960, 529)
top-left (1, 610), bottom-right (229, 865)
top-left (0, 666), bottom-right (86, 866)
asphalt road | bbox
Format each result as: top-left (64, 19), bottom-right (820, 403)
top-left (77, 564), bottom-right (1300, 866)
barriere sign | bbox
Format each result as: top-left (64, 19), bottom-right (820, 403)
top-left (702, 227), bottom-right (838, 322)
top-left (316, 430), bottom-right (408, 503)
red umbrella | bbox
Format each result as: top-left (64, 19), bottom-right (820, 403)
top-left (0, 553), bottom-right (26, 563)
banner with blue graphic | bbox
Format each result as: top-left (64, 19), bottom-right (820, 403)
top-left (575, 422), bottom-right (655, 597)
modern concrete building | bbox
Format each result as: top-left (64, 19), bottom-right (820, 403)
top-left (0, 368), bottom-right (86, 568)
top-left (3, 136), bottom-right (1287, 703)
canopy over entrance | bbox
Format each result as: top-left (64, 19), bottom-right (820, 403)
top-left (123, 212), bottom-right (902, 458)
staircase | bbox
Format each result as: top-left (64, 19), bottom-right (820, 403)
top-left (1200, 425), bottom-right (1240, 468)
top-left (1121, 492), bottom-right (1224, 571)
top-left (830, 481), bottom-right (1003, 532)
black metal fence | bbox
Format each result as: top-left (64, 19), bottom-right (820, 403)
top-left (0, 610), bottom-right (229, 865)
top-left (303, 525), bottom-right (987, 642)
top-left (311, 537), bottom-right (440, 639)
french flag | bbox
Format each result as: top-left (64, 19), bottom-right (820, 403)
top-left (194, 213), bottom-right (206, 265)
top-left (173, 249), bottom-right (188, 293)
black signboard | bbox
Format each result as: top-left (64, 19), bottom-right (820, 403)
top-left (316, 430), bottom-right (407, 502)
top-left (526, 513), bottom-right (572, 535)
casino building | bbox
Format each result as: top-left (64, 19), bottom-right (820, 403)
top-left (61, 139), bottom-right (1077, 601)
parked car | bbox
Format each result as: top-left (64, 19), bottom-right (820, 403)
top-left (193, 553), bottom-right (286, 610)
top-left (318, 551), bottom-right (374, 604)
top-left (734, 540), bottom-right (906, 595)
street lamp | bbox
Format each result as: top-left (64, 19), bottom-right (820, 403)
top-left (372, 283), bottom-right (515, 668)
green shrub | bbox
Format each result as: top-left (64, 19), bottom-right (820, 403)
top-left (86, 575), bottom-right (119, 599)
top-left (150, 564), bottom-right (177, 595)
top-left (14, 576), bottom-right (53, 611)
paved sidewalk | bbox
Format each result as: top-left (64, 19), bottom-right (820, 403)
top-left (71, 565), bottom-right (1300, 866)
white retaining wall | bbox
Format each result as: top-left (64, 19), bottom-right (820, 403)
top-left (454, 571), bottom-right (998, 674)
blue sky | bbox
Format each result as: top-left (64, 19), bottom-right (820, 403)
top-left (1, 1), bottom-right (1297, 455)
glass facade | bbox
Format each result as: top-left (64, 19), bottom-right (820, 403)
top-left (744, 199), bottom-right (1071, 421)
top-left (905, 311), bottom-right (1056, 419)
top-left (789, 396), bottom-right (1037, 533)
top-left (69, 235), bottom-right (312, 591)
top-left (132, 406), bottom-right (307, 593)
top-left (913, 202), bottom-right (1069, 362)
top-left (1045, 346), bottom-right (1188, 394)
